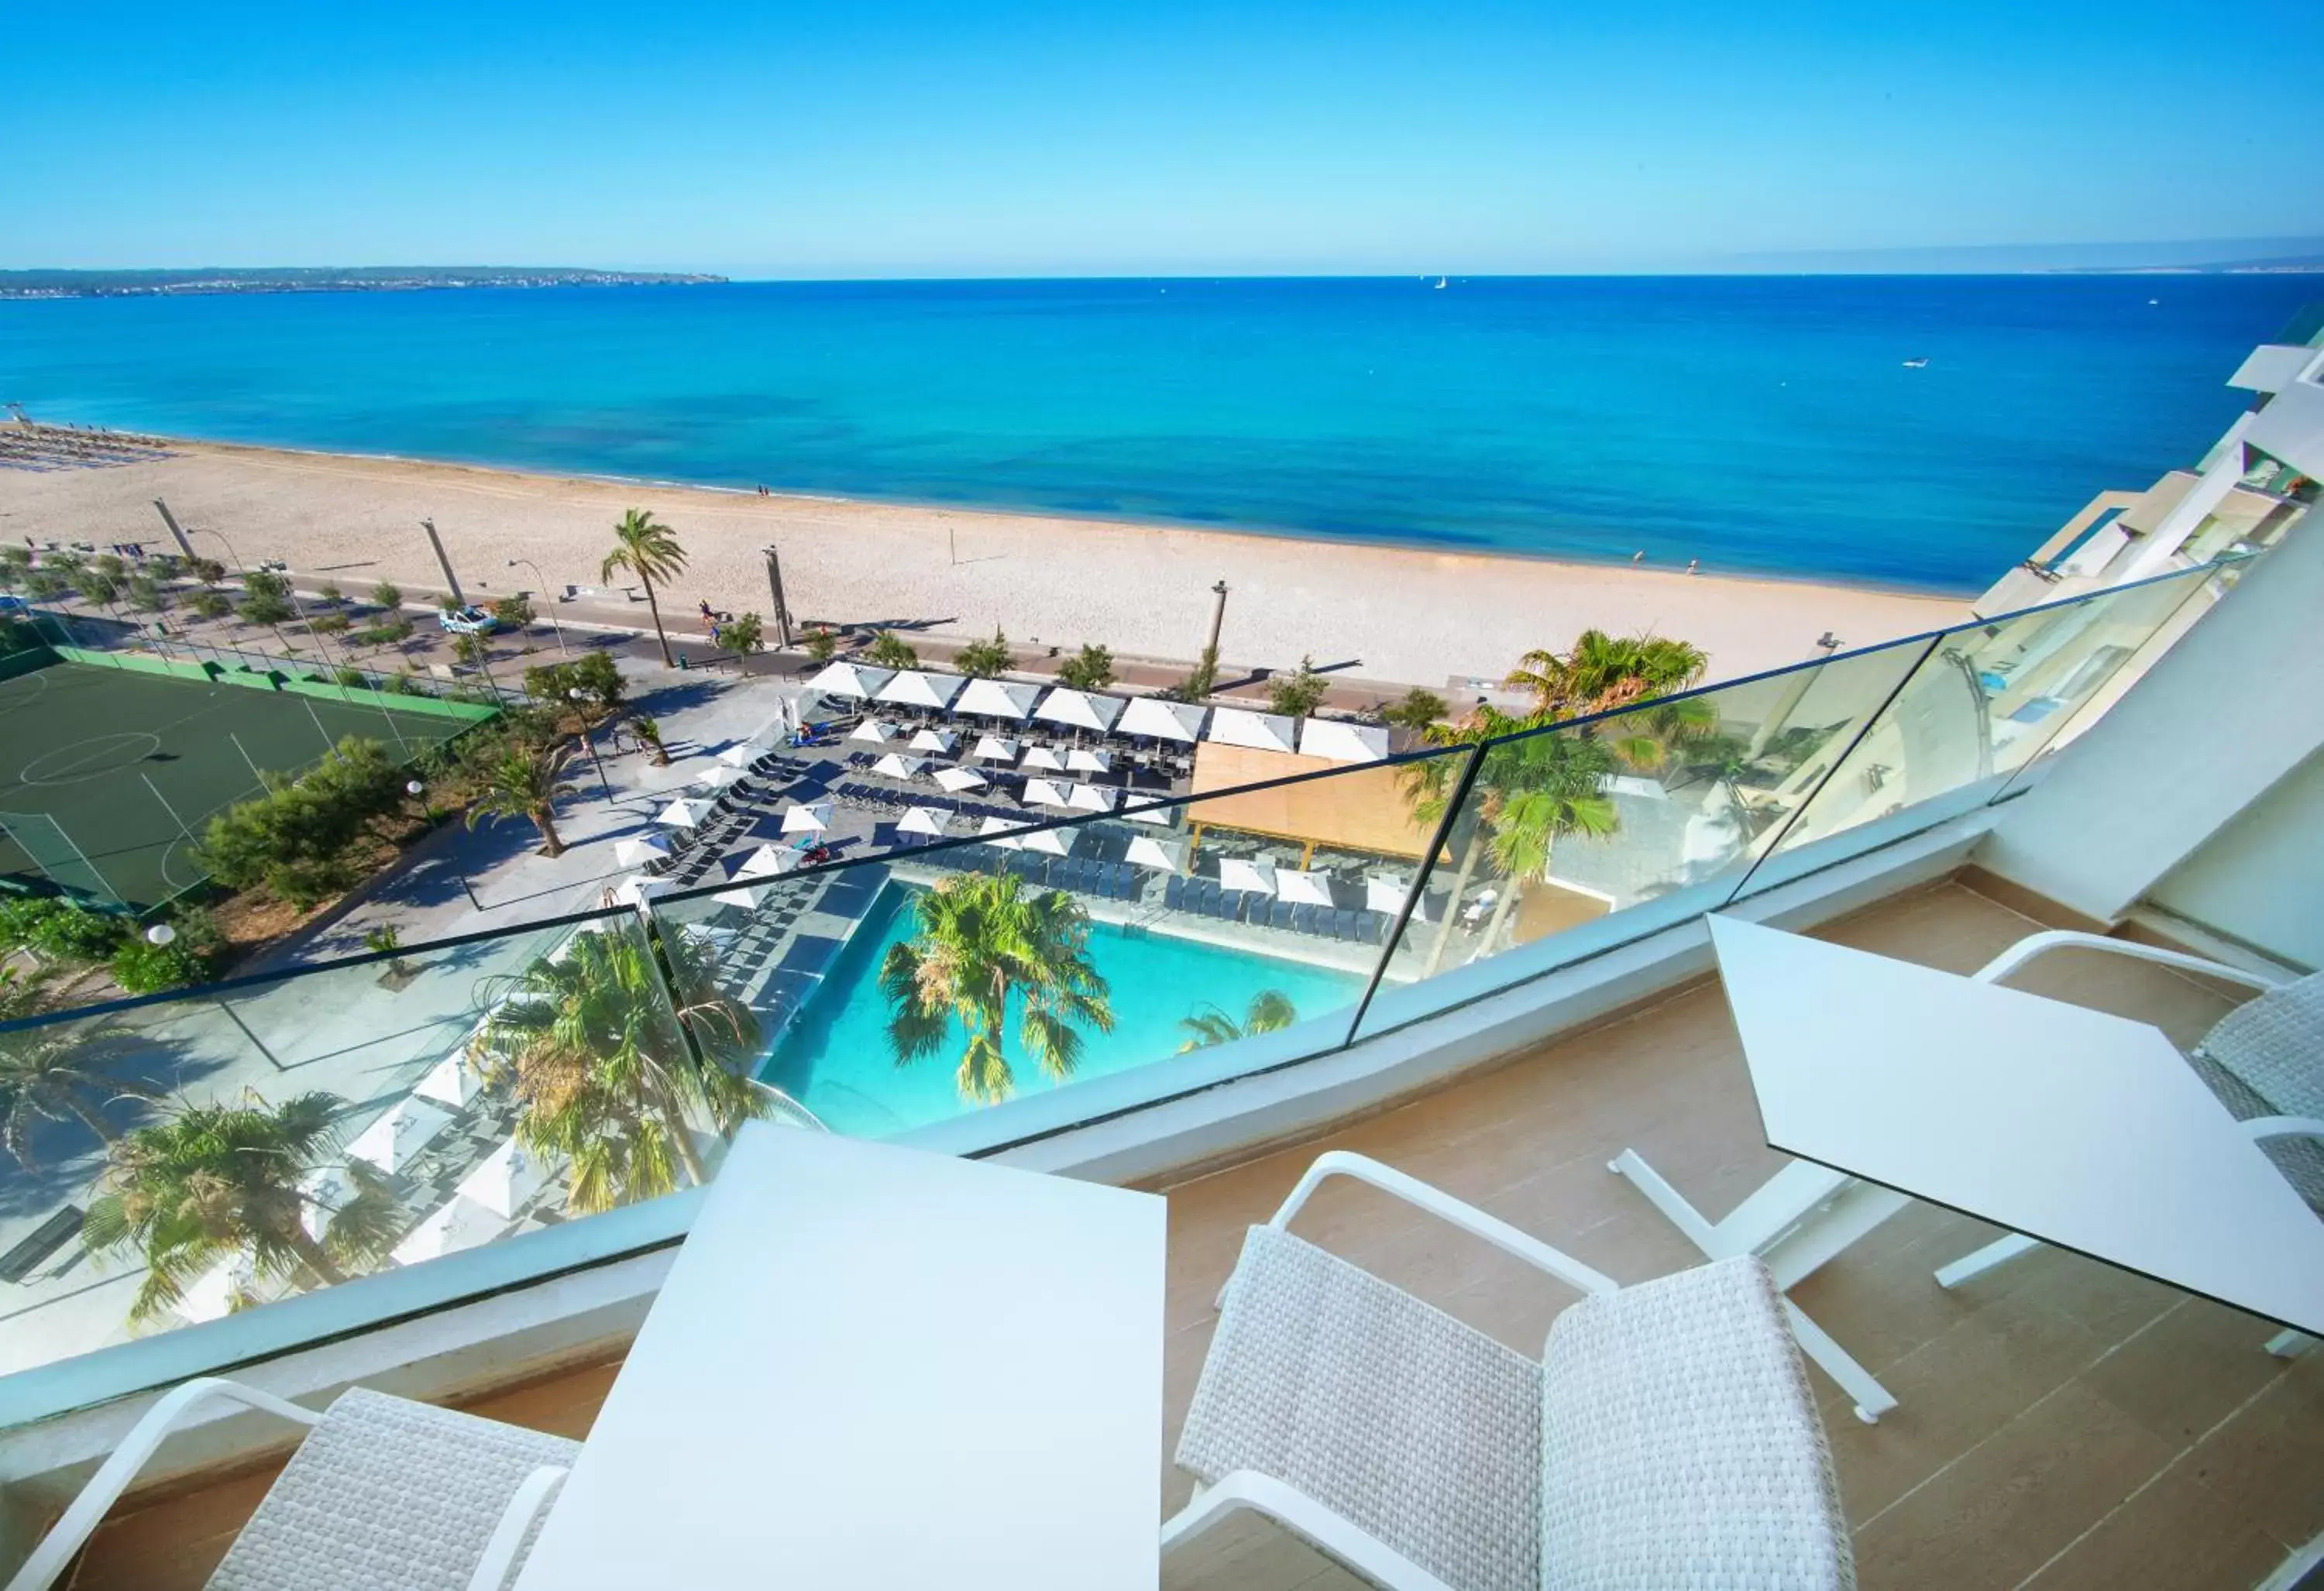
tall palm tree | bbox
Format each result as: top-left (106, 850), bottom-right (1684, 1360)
top-left (600, 509), bottom-right (688, 667)
top-left (467, 742), bottom-right (576, 857)
top-left (83, 1090), bottom-right (401, 1324)
top-left (1503, 630), bottom-right (1708, 718)
top-left (474, 925), bottom-right (765, 1215)
top-left (0, 1024), bottom-right (160, 1163)
top-left (880, 872), bottom-right (1114, 1105)
top-left (0, 1022), bottom-right (163, 1170)
top-left (1177, 990), bottom-right (1298, 1052)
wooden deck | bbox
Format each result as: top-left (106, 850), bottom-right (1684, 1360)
top-left (58, 878), bottom-right (2323, 1590)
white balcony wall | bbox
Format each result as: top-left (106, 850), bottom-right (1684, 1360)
top-left (2245, 378), bottom-right (2324, 479)
top-left (2229, 342), bottom-right (2324, 394)
top-left (1975, 518), bottom-right (2324, 922)
top-left (2147, 747), bottom-right (2324, 968)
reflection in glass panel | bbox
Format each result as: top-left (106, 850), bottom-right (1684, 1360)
top-left (648, 758), bottom-right (1429, 1140)
top-left (1747, 569), bottom-right (2209, 895)
top-left (0, 908), bottom-right (726, 1380)
top-left (1352, 637), bottom-right (1929, 1039)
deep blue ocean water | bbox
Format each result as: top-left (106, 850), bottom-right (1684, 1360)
top-left (0, 276), bottom-right (2310, 591)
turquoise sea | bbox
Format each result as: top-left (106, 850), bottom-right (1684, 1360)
top-left (0, 276), bottom-right (2311, 590)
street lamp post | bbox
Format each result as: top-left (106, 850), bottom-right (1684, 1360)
top-left (507, 558), bottom-right (568, 655)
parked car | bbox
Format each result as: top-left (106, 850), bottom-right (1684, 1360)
top-left (436, 605), bottom-right (499, 635)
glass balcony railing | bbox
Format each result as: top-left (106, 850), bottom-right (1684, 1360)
top-left (0, 558), bottom-right (2222, 1424)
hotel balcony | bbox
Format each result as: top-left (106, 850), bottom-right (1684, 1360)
top-left (0, 524), bottom-right (2317, 1589)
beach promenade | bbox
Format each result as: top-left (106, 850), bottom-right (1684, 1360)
top-left (0, 435), bottom-right (1969, 692)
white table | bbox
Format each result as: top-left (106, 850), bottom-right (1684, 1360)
top-left (1616, 916), bottom-right (2324, 1422)
top-left (514, 1125), bottom-right (1168, 1589)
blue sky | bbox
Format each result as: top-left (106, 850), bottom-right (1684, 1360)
top-left (9, 0), bottom-right (2321, 275)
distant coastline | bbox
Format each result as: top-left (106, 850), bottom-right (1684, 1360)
top-left (0, 266), bottom-right (727, 301)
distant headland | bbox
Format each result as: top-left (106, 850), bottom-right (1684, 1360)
top-left (0, 266), bottom-right (727, 301)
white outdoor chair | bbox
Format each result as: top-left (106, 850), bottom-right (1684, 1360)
top-left (8, 1380), bottom-right (578, 1591)
top-left (1164, 1151), bottom-right (1855, 1591)
top-left (1932, 931), bottom-right (2323, 1356)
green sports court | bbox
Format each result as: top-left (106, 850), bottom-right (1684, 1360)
top-left (0, 657), bottom-right (487, 912)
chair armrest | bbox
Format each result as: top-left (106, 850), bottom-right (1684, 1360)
top-left (465, 1463), bottom-right (570, 1591)
top-left (1972, 930), bottom-right (2284, 992)
top-left (5, 1378), bottom-right (325, 1591)
top-left (1161, 1469), bottom-right (1457, 1591)
top-left (1265, 1150), bottom-right (1618, 1297)
top-left (2245, 1115), bottom-right (2324, 1145)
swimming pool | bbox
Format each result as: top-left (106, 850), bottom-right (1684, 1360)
top-left (758, 882), bottom-right (1365, 1136)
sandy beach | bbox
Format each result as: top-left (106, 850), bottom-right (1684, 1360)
top-left (0, 437), bottom-right (1969, 692)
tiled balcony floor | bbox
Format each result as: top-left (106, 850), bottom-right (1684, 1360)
top-left (59, 879), bottom-right (2322, 1590)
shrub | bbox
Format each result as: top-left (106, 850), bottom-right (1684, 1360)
top-left (90, 554), bottom-right (128, 581)
top-left (317, 582), bottom-right (343, 606)
top-left (27, 903), bottom-right (130, 962)
top-left (127, 575), bottom-right (169, 613)
top-left (23, 571), bottom-right (70, 602)
top-left (0, 896), bottom-right (65, 954)
top-left (237, 569), bottom-right (297, 626)
top-left (865, 631), bottom-right (917, 669)
top-left (0, 545), bottom-right (29, 572)
top-left (489, 594), bottom-right (535, 627)
top-left (308, 612), bottom-right (351, 635)
top-left (1266, 655), bottom-right (1329, 719)
top-left (195, 737), bottom-right (404, 909)
top-left (109, 935), bottom-right (213, 994)
top-left (370, 580), bottom-right (404, 611)
top-left (804, 627), bottom-right (838, 664)
top-left (452, 631), bottom-right (492, 667)
top-left (1057, 643), bottom-right (1115, 692)
top-left (333, 666), bottom-right (366, 688)
top-left (1381, 687), bottom-right (1449, 733)
top-left (522, 650), bottom-right (624, 716)
top-left (720, 612), bottom-right (764, 655)
top-left (187, 556), bottom-right (228, 586)
top-left (954, 628), bottom-right (1015, 679)
top-left (77, 570), bottom-right (122, 607)
top-left (349, 618), bottom-right (414, 648)
top-left (187, 590), bottom-right (234, 621)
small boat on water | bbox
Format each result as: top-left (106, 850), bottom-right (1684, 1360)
top-left (1433, 277), bottom-right (1448, 290)
top-left (1901, 356), bottom-right (1930, 369)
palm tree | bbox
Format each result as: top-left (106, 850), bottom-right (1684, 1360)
top-left (0, 1022), bottom-right (163, 1170)
top-left (1503, 630), bottom-right (1708, 718)
top-left (474, 925), bottom-right (765, 1215)
top-left (879, 872), bottom-right (1114, 1105)
top-left (600, 509), bottom-right (688, 667)
top-left (466, 742), bottom-right (576, 856)
top-left (1177, 990), bottom-right (1298, 1051)
top-left (83, 1090), bottom-right (401, 1324)
top-left (1408, 708), bottom-right (1619, 973)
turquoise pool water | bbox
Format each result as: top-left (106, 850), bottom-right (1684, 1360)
top-left (758, 883), bottom-right (1365, 1136)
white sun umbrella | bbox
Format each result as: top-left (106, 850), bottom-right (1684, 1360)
top-left (805, 661), bottom-right (893, 700)
top-left (1118, 696), bottom-right (1207, 743)
top-left (457, 1137), bottom-right (548, 1221)
top-left (654, 796), bottom-right (714, 830)
top-left (734, 842), bottom-right (801, 878)
top-left (392, 1195), bottom-right (504, 1266)
top-left (871, 752), bottom-right (929, 780)
top-left (1065, 783), bottom-right (1116, 813)
top-left (1034, 687), bottom-right (1123, 734)
top-left (954, 678), bottom-right (1040, 722)
top-left (847, 718), bottom-right (899, 745)
top-left (1019, 826), bottom-right (1073, 857)
top-left (693, 764), bottom-right (748, 791)
top-left (1019, 743), bottom-right (1067, 771)
top-left (1216, 856), bottom-right (1279, 895)
top-left (908, 727), bottom-right (957, 754)
top-left (346, 1094), bottom-right (454, 1174)
top-left (1367, 873), bottom-right (1432, 922)
top-left (1065, 746), bottom-right (1112, 774)
top-left (414, 1050), bottom-right (483, 1109)
top-left (875, 670), bottom-right (968, 713)
top-left (1298, 719), bottom-right (1391, 764)
top-left (1208, 706), bottom-right (1298, 754)
top-left (934, 765), bottom-right (988, 792)
top-left (1275, 868), bottom-right (1337, 906)
top-left (1022, 778), bottom-right (1074, 809)
top-left (898, 805), bottom-right (950, 837)
top-left (613, 834), bottom-right (670, 868)
top-left (976, 815), bottom-right (1025, 849)
top-left (717, 741), bottom-right (764, 768)
top-left (1122, 796), bottom-right (1176, 826)
top-left (610, 875), bottom-right (675, 909)
top-left (1124, 834), bottom-right (1189, 872)
top-left (781, 801), bottom-right (834, 834)
top-left (711, 881), bottom-right (768, 912)
top-left (969, 734), bottom-right (1019, 761)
